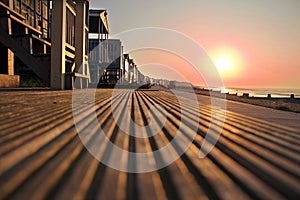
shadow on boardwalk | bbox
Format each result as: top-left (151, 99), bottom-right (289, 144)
top-left (0, 89), bottom-right (299, 199)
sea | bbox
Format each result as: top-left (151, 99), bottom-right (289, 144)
top-left (205, 87), bottom-right (300, 98)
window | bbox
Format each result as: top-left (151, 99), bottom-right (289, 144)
top-left (21, 0), bottom-right (35, 26)
top-left (66, 7), bottom-right (75, 46)
top-left (13, 0), bottom-right (21, 13)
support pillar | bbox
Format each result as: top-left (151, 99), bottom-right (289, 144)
top-left (75, 0), bottom-right (89, 75)
top-left (8, 0), bottom-right (13, 8)
top-left (7, 49), bottom-right (14, 75)
top-left (50, 0), bottom-right (67, 89)
top-left (134, 65), bottom-right (137, 84)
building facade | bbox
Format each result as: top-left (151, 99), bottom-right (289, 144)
top-left (0, 0), bottom-right (90, 89)
top-left (102, 39), bottom-right (124, 84)
top-left (0, 0), bottom-right (146, 88)
top-left (88, 9), bottom-right (110, 86)
top-left (89, 38), bottom-right (125, 85)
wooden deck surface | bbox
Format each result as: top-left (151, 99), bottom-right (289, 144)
top-left (0, 89), bottom-right (299, 200)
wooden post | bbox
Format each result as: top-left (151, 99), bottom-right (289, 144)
top-left (243, 93), bottom-right (249, 98)
top-left (7, 49), bottom-right (14, 75)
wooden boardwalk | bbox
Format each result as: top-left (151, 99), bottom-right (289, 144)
top-left (0, 89), bottom-right (299, 200)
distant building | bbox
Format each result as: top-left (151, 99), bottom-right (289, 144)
top-left (88, 9), bottom-right (109, 86)
top-left (89, 9), bottom-right (109, 40)
top-left (101, 39), bottom-right (124, 84)
top-left (87, 9), bottom-right (147, 87)
top-left (169, 81), bottom-right (176, 89)
top-left (89, 38), bottom-right (124, 85)
top-left (128, 59), bottom-right (135, 84)
top-left (123, 54), bottom-right (130, 83)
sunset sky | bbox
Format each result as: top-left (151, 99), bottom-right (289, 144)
top-left (91, 0), bottom-right (300, 89)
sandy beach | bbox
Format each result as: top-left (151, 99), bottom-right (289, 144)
top-left (193, 88), bottom-right (300, 113)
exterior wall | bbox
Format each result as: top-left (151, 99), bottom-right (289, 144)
top-left (74, 0), bottom-right (90, 89)
top-left (105, 39), bottom-right (122, 64)
top-left (88, 39), bottom-right (99, 84)
top-left (0, 0), bottom-right (90, 89)
top-left (75, 0), bottom-right (89, 75)
top-left (50, 0), bottom-right (67, 89)
top-left (104, 39), bottom-right (123, 83)
top-left (51, 0), bottom-right (90, 89)
top-left (9, 0), bottom-right (50, 38)
top-left (102, 39), bottom-right (124, 83)
top-left (0, 0), bottom-right (51, 87)
top-left (88, 9), bottom-right (110, 86)
top-left (124, 58), bottom-right (130, 83)
top-left (0, 0), bottom-right (51, 82)
top-left (89, 39), bottom-right (124, 84)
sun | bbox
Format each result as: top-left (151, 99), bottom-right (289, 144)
top-left (215, 56), bottom-right (233, 72)
top-left (209, 47), bottom-right (245, 79)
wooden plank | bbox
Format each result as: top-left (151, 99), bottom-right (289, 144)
top-left (0, 89), bottom-right (299, 199)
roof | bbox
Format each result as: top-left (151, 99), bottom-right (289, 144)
top-left (123, 54), bottom-right (129, 60)
top-left (89, 9), bottom-right (109, 34)
top-left (89, 9), bottom-right (107, 16)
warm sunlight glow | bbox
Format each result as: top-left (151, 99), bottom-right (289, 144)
top-left (209, 46), bottom-right (245, 80)
top-left (215, 57), bottom-right (233, 72)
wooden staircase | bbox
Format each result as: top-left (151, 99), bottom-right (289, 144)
top-left (0, 2), bottom-right (51, 84)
